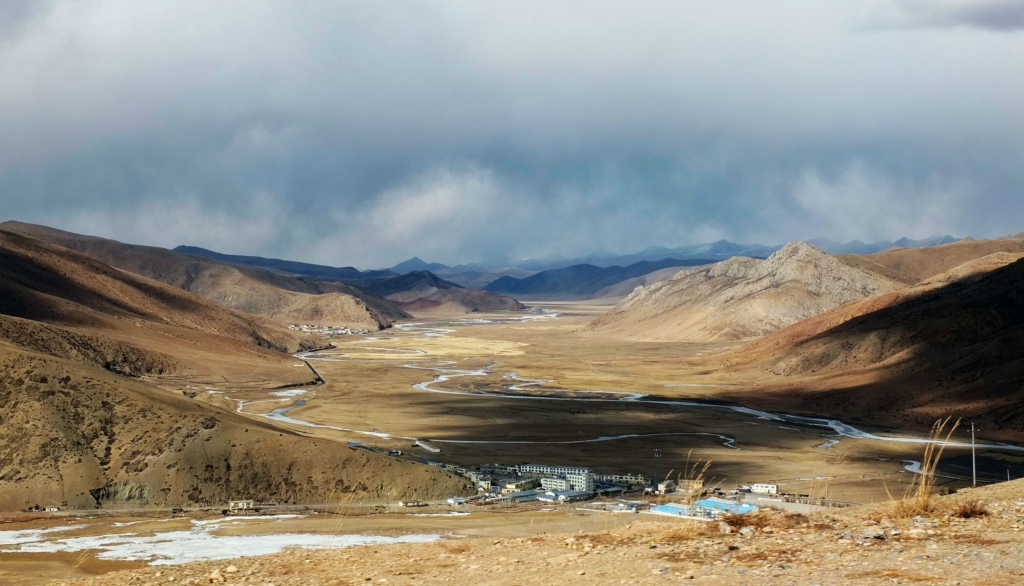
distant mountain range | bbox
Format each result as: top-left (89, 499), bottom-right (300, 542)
top-left (386, 235), bottom-right (960, 278)
top-left (389, 256), bottom-right (451, 274)
top-left (511, 236), bottom-right (960, 271)
top-left (805, 235), bottom-right (959, 255)
top-left (173, 246), bottom-right (522, 315)
top-left (484, 258), bottom-right (713, 299)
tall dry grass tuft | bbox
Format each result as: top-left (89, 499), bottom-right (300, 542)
top-left (675, 450), bottom-right (713, 505)
top-left (886, 417), bottom-right (960, 518)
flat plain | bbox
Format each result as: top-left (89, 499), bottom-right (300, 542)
top-left (160, 301), bottom-right (1016, 505)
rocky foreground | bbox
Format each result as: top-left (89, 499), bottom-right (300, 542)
top-left (57, 480), bottom-right (1024, 586)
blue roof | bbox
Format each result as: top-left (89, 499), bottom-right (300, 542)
top-left (695, 498), bottom-right (757, 514)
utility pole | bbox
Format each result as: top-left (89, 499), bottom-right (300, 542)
top-left (652, 448), bottom-right (662, 488)
top-left (971, 422), bottom-right (977, 487)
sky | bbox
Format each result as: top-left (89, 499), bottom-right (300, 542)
top-left (1, 1), bottom-right (1022, 268)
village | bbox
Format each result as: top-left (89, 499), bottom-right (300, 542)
top-left (398, 459), bottom-right (847, 521)
top-left (287, 323), bottom-right (371, 336)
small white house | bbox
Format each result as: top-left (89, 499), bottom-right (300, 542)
top-left (751, 483), bottom-right (778, 495)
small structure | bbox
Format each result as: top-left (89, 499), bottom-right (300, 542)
top-left (503, 478), bottom-right (539, 493)
top-left (388, 449), bottom-right (402, 456)
top-left (694, 497), bottom-right (758, 516)
top-left (44, 506), bottom-right (60, 512)
top-left (751, 483), bottom-right (778, 495)
top-left (538, 490), bottom-right (592, 503)
top-left (656, 480), bottom-right (677, 495)
top-left (446, 496), bottom-right (467, 505)
top-left (228, 500), bottom-right (255, 511)
top-left (399, 500), bottom-right (428, 507)
top-left (648, 502), bottom-right (704, 519)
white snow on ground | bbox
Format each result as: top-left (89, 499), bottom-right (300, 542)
top-left (0, 519), bottom-right (439, 566)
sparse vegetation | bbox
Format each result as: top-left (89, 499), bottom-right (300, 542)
top-left (886, 417), bottom-right (960, 518)
top-left (953, 499), bottom-right (989, 519)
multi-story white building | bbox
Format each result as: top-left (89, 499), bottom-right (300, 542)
top-left (540, 477), bottom-right (571, 491)
top-left (594, 473), bottom-right (649, 486)
top-left (517, 464), bottom-right (592, 477)
top-left (567, 472), bottom-right (594, 492)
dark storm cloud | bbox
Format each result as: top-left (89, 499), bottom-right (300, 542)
top-left (868, 0), bottom-right (1024, 31)
top-left (0, 1), bottom-right (1022, 267)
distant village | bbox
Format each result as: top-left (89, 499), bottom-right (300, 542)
top-left (404, 458), bottom-right (833, 520)
top-left (287, 324), bottom-right (371, 336)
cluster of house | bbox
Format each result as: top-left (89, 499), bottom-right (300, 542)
top-left (287, 324), bottom-right (370, 336)
top-left (422, 460), bottom-right (783, 519)
top-left (427, 461), bottom-right (652, 505)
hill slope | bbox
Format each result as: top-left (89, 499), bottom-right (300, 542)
top-left (836, 235), bottom-right (1024, 285)
top-left (588, 242), bottom-right (903, 341)
top-left (726, 252), bottom-right (1024, 437)
top-left (173, 245), bottom-right (395, 280)
top-left (590, 266), bottom-right (691, 299)
top-left (1, 222), bottom-right (407, 329)
top-left (485, 259), bottom-right (712, 299)
top-left (0, 229), bottom-right (470, 510)
top-left (349, 271), bottom-right (524, 314)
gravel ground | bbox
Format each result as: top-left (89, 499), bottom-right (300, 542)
top-left (51, 482), bottom-right (1024, 586)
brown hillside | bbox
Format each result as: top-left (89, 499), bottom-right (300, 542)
top-left (725, 255), bottom-right (1024, 439)
top-left (0, 221), bottom-right (407, 330)
top-left (588, 242), bottom-right (903, 341)
top-left (0, 346), bottom-right (471, 511)
top-left (837, 235), bottom-right (1024, 285)
top-left (0, 229), bottom-right (470, 510)
top-left (590, 265), bottom-right (681, 299)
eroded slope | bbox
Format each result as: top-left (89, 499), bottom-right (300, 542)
top-left (589, 242), bottom-right (903, 341)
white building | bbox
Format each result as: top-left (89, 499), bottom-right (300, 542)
top-left (594, 473), bottom-right (649, 485)
top-left (541, 477), bottom-right (571, 491)
top-left (751, 483), bottom-right (778, 495)
top-left (567, 472), bottom-right (594, 492)
top-left (518, 464), bottom-right (592, 477)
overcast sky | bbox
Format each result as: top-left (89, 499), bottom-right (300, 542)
top-left (1, 1), bottom-right (1022, 268)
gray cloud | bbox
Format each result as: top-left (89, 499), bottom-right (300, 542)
top-left (866, 1), bottom-right (1024, 31)
top-left (1, 1), bottom-right (1022, 268)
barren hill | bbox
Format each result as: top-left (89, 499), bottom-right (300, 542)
top-left (349, 270), bottom-right (525, 314)
top-left (836, 235), bottom-right (1024, 285)
top-left (725, 252), bottom-right (1024, 437)
top-left (588, 242), bottom-right (903, 341)
top-left (173, 245), bottom-right (395, 280)
top-left (0, 229), bottom-right (470, 510)
top-left (0, 222), bottom-right (406, 330)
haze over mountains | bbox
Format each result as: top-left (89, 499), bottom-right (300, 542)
top-left (176, 243), bottom-right (523, 314)
top-left (475, 235), bottom-right (960, 273)
top-left (485, 258), bottom-right (713, 299)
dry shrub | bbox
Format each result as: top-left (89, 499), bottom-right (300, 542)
top-left (886, 417), bottom-right (960, 518)
top-left (719, 510), bottom-right (769, 529)
top-left (775, 512), bottom-right (810, 528)
top-left (652, 520), bottom-right (711, 542)
top-left (953, 499), bottom-right (989, 519)
top-left (719, 509), bottom-right (804, 530)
